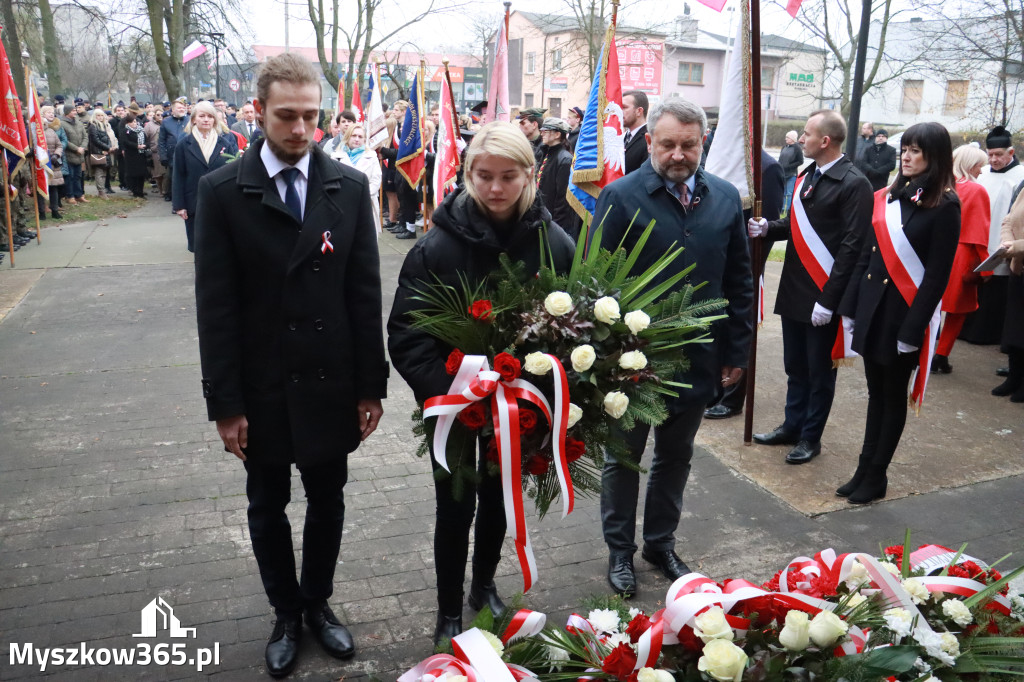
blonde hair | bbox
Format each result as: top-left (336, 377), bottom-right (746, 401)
top-left (185, 101), bottom-right (218, 133)
top-left (342, 124), bottom-right (365, 146)
top-left (463, 121), bottom-right (537, 220)
top-left (952, 144), bottom-right (988, 181)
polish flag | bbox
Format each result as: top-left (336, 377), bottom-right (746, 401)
top-left (182, 40), bottom-right (207, 65)
top-left (484, 10), bottom-right (509, 123)
top-left (350, 76), bottom-right (364, 124)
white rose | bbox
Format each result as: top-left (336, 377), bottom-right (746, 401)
top-left (903, 577), bottom-right (930, 605)
top-left (544, 291), bottom-right (574, 316)
top-left (448, 677), bottom-right (468, 682)
top-left (480, 629), bottom-right (504, 656)
top-left (566, 403), bottom-right (583, 428)
top-left (570, 344), bottom-right (596, 372)
top-left (604, 391), bottom-right (629, 419)
top-left (778, 610), bottom-right (810, 651)
top-left (593, 296), bottom-right (621, 324)
top-left (939, 632), bottom-right (960, 657)
top-left (618, 350), bottom-right (648, 371)
top-left (523, 351), bottom-right (552, 375)
top-left (624, 310), bottom-right (650, 334)
top-left (694, 606), bottom-right (734, 643)
top-left (697, 639), bottom-right (748, 682)
top-left (808, 609), bottom-right (849, 647)
top-left (844, 561), bottom-right (870, 591)
top-left (587, 608), bottom-right (620, 635)
top-left (884, 607), bottom-right (914, 638)
top-left (637, 668), bottom-right (674, 682)
top-left (942, 599), bottom-right (973, 627)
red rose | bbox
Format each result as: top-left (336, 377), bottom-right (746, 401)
top-left (446, 349), bottom-right (465, 376)
top-left (565, 437), bottom-right (586, 463)
top-left (485, 438), bottom-right (499, 464)
top-left (625, 612), bottom-right (651, 643)
top-left (493, 352), bottom-right (521, 382)
top-left (677, 624), bottom-right (704, 652)
top-left (468, 299), bottom-right (493, 321)
top-left (526, 454), bottom-right (550, 475)
top-left (519, 409), bottom-right (538, 433)
top-left (601, 642), bottom-right (638, 679)
top-left (457, 402), bottom-right (488, 430)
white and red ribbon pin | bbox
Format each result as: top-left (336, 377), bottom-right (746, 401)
top-left (321, 230), bottom-right (334, 253)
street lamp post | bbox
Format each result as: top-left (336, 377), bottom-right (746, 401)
top-left (209, 32), bottom-right (225, 99)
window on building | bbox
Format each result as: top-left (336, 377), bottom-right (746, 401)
top-left (678, 62), bottom-right (704, 85)
top-left (524, 93), bottom-right (535, 107)
top-left (943, 80), bottom-right (969, 116)
top-left (901, 80), bottom-right (924, 114)
top-left (549, 97), bottom-right (561, 118)
top-left (552, 48), bottom-right (563, 71)
top-left (526, 52), bottom-right (536, 75)
top-left (761, 66), bottom-right (775, 89)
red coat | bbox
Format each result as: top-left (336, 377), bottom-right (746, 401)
top-left (942, 179), bottom-right (990, 313)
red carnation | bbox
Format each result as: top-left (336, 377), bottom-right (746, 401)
top-left (676, 624), bottom-right (704, 652)
top-left (761, 569), bottom-right (784, 592)
top-left (625, 612), bottom-right (651, 643)
top-left (526, 454), bottom-right (550, 475)
top-left (468, 299), bottom-right (493, 321)
top-left (457, 402), bottom-right (488, 430)
top-left (565, 437), bottom-right (586, 463)
top-left (601, 642), bottom-right (638, 679)
top-left (493, 352), bottom-right (521, 382)
top-left (741, 594), bottom-right (778, 627)
top-left (446, 349), bottom-right (465, 376)
top-left (519, 409), bottom-right (538, 433)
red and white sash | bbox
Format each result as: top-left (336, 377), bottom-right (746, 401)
top-left (873, 194), bottom-right (940, 411)
top-left (789, 172), bottom-right (857, 363)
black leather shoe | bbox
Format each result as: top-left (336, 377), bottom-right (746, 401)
top-left (997, 367), bottom-right (1010, 377)
top-left (785, 440), bottom-right (821, 464)
top-left (848, 476), bottom-right (887, 504)
top-left (395, 230), bottom-right (417, 239)
top-left (607, 554), bottom-right (637, 597)
top-left (163, 195), bottom-right (172, 201)
top-left (930, 354), bottom-right (952, 374)
top-left (51, 211), bottom-right (63, 219)
top-left (641, 547), bottom-right (691, 581)
top-left (304, 603), bottom-right (355, 659)
top-left (752, 425), bottom-right (799, 446)
top-left (468, 580), bottom-right (506, 618)
top-left (704, 404), bottom-right (741, 420)
top-left (265, 613), bottom-right (301, 678)
top-left (433, 613), bottom-right (462, 648)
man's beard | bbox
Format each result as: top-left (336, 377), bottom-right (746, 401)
top-left (266, 136), bottom-right (313, 166)
top-left (651, 155), bottom-right (697, 184)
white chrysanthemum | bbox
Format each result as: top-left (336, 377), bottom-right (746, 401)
top-left (480, 630), bottom-right (504, 656)
top-left (628, 607), bottom-right (642, 620)
top-left (913, 656), bottom-right (932, 673)
top-left (1009, 594), bottom-right (1024, 622)
top-left (903, 577), bottom-right (930, 605)
top-left (605, 632), bottom-right (632, 649)
top-left (915, 629), bottom-right (955, 666)
top-left (844, 561), bottom-right (870, 591)
top-left (588, 608), bottom-right (621, 634)
top-left (883, 607), bottom-right (914, 638)
top-left (542, 634), bottom-right (570, 670)
top-left (845, 593), bottom-right (868, 610)
top-left (942, 598), bottom-right (973, 627)
top-left (878, 561), bottom-right (901, 576)
top-left (940, 632), bottom-right (959, 657)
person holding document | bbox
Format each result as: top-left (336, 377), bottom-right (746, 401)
top-left (992, 183), bottom-right (1024, 401)
top-left (836, 122), bottom-right (961, 504)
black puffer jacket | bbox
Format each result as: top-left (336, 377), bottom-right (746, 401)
top-left (388, 187), bottom-right (576, 402)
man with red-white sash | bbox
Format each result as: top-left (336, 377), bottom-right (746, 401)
top-left (748, 110), bottom-right (873, 465)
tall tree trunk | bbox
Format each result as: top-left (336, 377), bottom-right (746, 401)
top-left (36, 0), bottom-right (63, 97)
top-left (146, 0), bottom-right (184, 98)
top-left (1, 0), bottom-right (26, 101)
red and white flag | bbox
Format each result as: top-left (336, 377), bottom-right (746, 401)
top-left (432, 69), bottom-right (460, 203)
top-left (0, 34), bottom-right (27, 164)
top-left (27, 83), bottom-right (48, 199)
top-left (366, 63), bottom-right (388, 149)
top-left (350, 76), bottom-right (364, 124)
top-left (182, 40), bottom-right (207, 65)
top-left (484, 9), bottom-right (510, 123)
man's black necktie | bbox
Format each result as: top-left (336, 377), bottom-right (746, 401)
top-left (281, 167), bottom-right (302, 222)
top-left (804, 168), bottom-right (822, 197)
top-left (248, 123), bottom-right (253, 138)
top-left (624, 130), bottom-right (632, 147)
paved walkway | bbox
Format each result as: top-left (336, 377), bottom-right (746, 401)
top-left (1, 199), bottom-right (1021, 681)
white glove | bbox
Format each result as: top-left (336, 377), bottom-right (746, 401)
top-left (897, 341), bottom-right (918, 354)
top-left (747, 217), bottom-right (768, 238)
top-left (842, 316), bottom-right (854, 336)
top-left (810, 303), bottom-right (833, 327)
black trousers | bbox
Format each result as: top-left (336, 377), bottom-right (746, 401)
top-left (397, 180), bottom-right (419, 225)
top-left (243, 457), bottom-right (348, 615)
top-left (860, 353), bottom-right (917, 473)
top-left (431, 434), bottom-right (506, 613)
top-left (781, 315), bottom-right (840, 442)
top-left (126, 174), bottom-right (145, 198)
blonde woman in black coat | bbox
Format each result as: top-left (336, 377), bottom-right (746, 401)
top-left (837, 122), bottom-right (960, 504)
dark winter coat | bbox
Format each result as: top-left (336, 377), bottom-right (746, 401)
top-left (388, 187), bottom-right (576, 403)
top-left (172, 131), bottom-right (237, 218)
top-left (194, 138), bottom-right (388, 467)
top-left (537, 142), bottom-right (576, 237)
top-left (60, 114), bottom-right (87, 165)
top-left (158, 114), bottom-right (189, 165)
top-left (589, 160), bottom-right (753, 410)
top-left (858, 142), bottom-right (898, 191)
top-left (120, 124), bottom-right (149, 179)
top-left (778, 142), bottom-right (803, 178)
top-left (624, 123), bottom-right (649, 175)
top-left (87, 121), bottom-right (112, 165)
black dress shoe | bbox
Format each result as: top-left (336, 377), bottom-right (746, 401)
top-left (164, 195), bottom-right (172, 201)
top-left (752, 425), bottom-right (799, 446)
top-left (704, 403), bottom-right (741, 420)
top-left (930, 354), bottom-right (952, 374)
top-left (395, 230), bottom-right (417, 239)
top-left (997, 367), bottom-right (1010, 377)
top-left (265, 613), bottom-right (302, 678)
top-left (304, 603), bottom-right (355, 659)
top-left (641, 547), bottom-right (691, 580)
top-left (786, 440), bottom-right (821, 464)
top-left (467, 580), bottom-right (506, 618)
top-left (51, 212), bottom-right (63, 219)
top-left (607, 554), bottom-right (637, 597)
top-left (848, 476), bottom-right (887, 504)
top-left (433, 613), bottom-right (462, 647)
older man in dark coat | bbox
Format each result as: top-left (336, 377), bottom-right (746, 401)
top-left (590, 98), bottom-right (753, 597)
top-left (194, 53), bottom-right (388, 678)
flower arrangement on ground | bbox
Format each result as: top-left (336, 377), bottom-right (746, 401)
top-left (402, 537), bottom-right (1024, 681)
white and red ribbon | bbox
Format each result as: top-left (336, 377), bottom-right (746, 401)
top-left (400, 628), bottom-right (539, 682)
top-left (321, 230), bottom-right (334, 253)
top-left (501, 609), bottom-right (546, 645)
top-left (423, 354), bottom-right (573, 591)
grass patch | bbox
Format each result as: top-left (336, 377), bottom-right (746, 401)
top-left (29, 194), bottom-right (148, 229)
top-left (768, 242), bottom-right (787, 262)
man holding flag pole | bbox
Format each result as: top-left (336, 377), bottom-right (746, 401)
top-left (0, 29), bottom-right (29, 266)
top-left (393, 60), bottom-right (426, 240)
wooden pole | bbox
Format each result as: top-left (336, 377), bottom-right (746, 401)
top-left (419, 58), bottom-right (429, 232)
top-left (743, 0), bottom-right (763, 445)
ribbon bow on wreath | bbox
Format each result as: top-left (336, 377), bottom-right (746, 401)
top-left (423, 353), bottom-right (574, 592)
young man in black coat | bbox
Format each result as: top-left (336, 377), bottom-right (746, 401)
top-left (748, 110), bottom-right (873, 465)
top-left (622, 90), bottom-right (650, 175)
top-left (858, 129), bottom-right (897, 191)
top-left (194, 53), bottom-right (388, 678)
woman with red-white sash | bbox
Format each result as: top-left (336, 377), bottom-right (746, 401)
top-left (836, 122), bottom-right (961, 504)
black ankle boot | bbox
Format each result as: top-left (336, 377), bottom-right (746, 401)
top-left (836, 451), bottom-right (872, 497)
top-left (848, 475), bottom-right (888, 504)
top-left (433, 613), bottom-right (462, 647)
top-left (994, 352), bottom-right (1024, 396)
top-left (467, 561), bottom-right (506, 617)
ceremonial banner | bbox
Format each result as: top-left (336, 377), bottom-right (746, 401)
top-left (350, 76), bottom-right (363, 124)
top-left (366, 63), bottom-right (388, 149)
top-left (396, 71), bottom-right (425, 189)
top-left (484, 9), bottom-right (509, 123)
top-left (27, 84), bottom-right (48, 200)
top-left (432, 69), bottom-right (459, 203)
top-left (0, 35), bottom-right (27, 183)
top-left (337, 76), bottom-right (345, 116)
top-left (182, 40), bottom-right (207, 65)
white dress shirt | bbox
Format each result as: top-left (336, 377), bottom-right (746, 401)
top-left (261, 142), bottom-right (310, 221)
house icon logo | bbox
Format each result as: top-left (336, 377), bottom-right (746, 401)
top-left (132, 596), bottom-right (197, 638)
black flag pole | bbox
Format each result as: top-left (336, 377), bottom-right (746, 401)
top-left (743, 0), bottom-right (763, 445)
